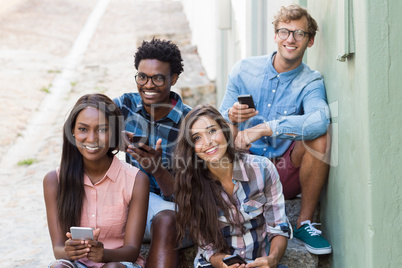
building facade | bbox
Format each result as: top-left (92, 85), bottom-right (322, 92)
top-left (181, 0), bottom-right (402, 267)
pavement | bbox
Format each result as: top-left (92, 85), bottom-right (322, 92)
top-left (0, 0), bottom-right (211, 266)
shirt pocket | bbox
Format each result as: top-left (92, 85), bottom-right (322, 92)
top-left (275, 106), bottom-right (297, 118)
top-left (242, 193), bottom-right (266, 219)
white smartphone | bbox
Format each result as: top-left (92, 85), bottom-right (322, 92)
top-left (70, 227), bottom-right (94, 240)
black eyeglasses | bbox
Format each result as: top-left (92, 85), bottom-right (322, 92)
top-left (135, 73), bottom-right (171, 87)
top-left (276, 28), bottom-right (310, 41)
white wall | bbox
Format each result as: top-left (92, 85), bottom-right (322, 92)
top-left (181, 0), bottom-right (298, 105)
top-left (266, 1), bottom-right (297, 53)
top-left (181, 0), bottom-right (218, 81)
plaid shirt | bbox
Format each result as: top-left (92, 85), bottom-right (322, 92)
top-left (114, 92), bottom-right (192, 197)
top-left (196, 154), bottom-right (289, 264)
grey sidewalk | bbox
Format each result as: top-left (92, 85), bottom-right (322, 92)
top-left (0, 0), bottom-right (211, 266)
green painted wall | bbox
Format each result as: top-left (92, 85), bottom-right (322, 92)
top-left (305, 0), bottom-right (402, 267)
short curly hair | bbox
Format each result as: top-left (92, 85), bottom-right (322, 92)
top-left (272, 4), bottom-right (318, 38)
top-left (134, 38), bottom-right (184, 76)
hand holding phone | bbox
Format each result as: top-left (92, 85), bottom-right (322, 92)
top-left (122, 130), bottom-right (148, 152)
top-left (237, 94), bottom-right (255, 109)
top-left (70, 227), bottom-right (94, 240)
top-left (229, 95), bottom-right (258, 124)
top-left (223, 254), bottom-right (247, 266)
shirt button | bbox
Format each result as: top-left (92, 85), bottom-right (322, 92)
top-left (268, 103), bottom-right (271, 107)
top-left (276, 131), bottom-right (279, 135)
top-left (272, 89), bottom-right (276, 93)
top-left (92, 214), bottom-right (95, 217)
top-left (284, 111), bottom-right (287, 114)
top-left (263, 148), bottom-right (267, 151)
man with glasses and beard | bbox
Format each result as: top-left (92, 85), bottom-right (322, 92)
top-left (220, 4), bottom-right (332, 255)
top-left (114, 38), bottom-right (192, 267)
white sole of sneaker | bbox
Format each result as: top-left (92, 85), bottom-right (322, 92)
top-left (305, 244), bottom-right (332, 255)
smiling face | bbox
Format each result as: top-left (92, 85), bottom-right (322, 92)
top-left (73, 107), bottom-right (111, 163)
top-left (274, 16), bottom-right (314, 72)
top-left (136, 59), bottom-right (178, 109)
top-left (191, 116), bottom-right (229, 165)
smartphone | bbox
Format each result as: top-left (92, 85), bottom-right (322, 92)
top-left (70, 227), bottom-right (94, 240)
top-left (130, 135), bottom-right (149, 152)
top-left (237, 94), bottom-right (255, 109)
top-left (223, 254), bottom-right (247, 266)
top-left (121, 130), bottom-right (148, 152)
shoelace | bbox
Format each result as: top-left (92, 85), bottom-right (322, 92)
top-left (301, 220), bottom-right (322, 236)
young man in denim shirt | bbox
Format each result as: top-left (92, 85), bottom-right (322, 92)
top-left (220, 4), bottom-right (331, 255)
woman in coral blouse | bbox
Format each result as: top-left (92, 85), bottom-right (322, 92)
top-left (44, 93), bottom-right (149, 268)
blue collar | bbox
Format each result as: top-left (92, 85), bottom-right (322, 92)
top-left (133, 91), bottom-right (187, 124)
top-left (268, 51), bottom-right (305, 83)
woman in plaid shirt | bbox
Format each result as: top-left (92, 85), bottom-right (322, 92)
top-left (174, 105), bottom-right (290, 268)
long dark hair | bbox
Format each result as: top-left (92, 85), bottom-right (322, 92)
top-left (57, 93), bottom-right (123, 234)
top-left (174, 105), bottom-right (242, 253)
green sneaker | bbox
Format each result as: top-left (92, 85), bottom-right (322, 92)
top-left (294, 220), bottom-right (332, 255)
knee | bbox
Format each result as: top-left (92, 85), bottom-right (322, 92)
top-left (306, 132), bottom-right (329, 154)
top-left (152, 210), bottom-right (176, 233)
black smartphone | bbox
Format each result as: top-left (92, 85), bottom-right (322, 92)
top-left (130, 135), bottom-right (149, 152)
top-left (237, 94), bottom-right (255, 109)
top-left (223, 254), bottom-right (247, 266)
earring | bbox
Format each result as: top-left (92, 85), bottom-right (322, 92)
top-left (72, 134), bottom-right (75, 137)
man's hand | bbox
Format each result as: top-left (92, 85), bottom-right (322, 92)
top-left (127, 138), bottom-right (164, 175)
top-left (229, 102), bottom-right (258, 124)
top-left (235, 123), bottom-right (272, 150)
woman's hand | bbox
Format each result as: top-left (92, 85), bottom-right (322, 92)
top-left (245, 255), bottom-right (278, 268)
top-left (210, 253), bottom-right (247, 268)
top-left (64, 232), bottom-right (90, 260)
top-left (86, 240), bottom-right (104, 263)
top-left (85, 228), bottom-right (104, 263)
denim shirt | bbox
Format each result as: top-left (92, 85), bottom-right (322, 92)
top-left (219, 52), bottom-right (330, 158)
top-left (114, 92), bottom-right (192, 198)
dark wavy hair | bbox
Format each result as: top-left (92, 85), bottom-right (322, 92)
top-left (57, 93), bottom-right (123, 234)
top-left (174, 105), bottom-right (243, 253)
top-left (134, 38), bottom-right (184, 76)
top-left (272, 4), bottom-right (318, 38)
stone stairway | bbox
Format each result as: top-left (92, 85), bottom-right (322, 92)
top-left (140, 197), bottom-right (330, 268)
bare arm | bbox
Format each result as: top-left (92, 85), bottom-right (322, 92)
top-left (43, 170), bottom-right (89, 260)
top-left (235, 123), bottom-right (273, 150)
